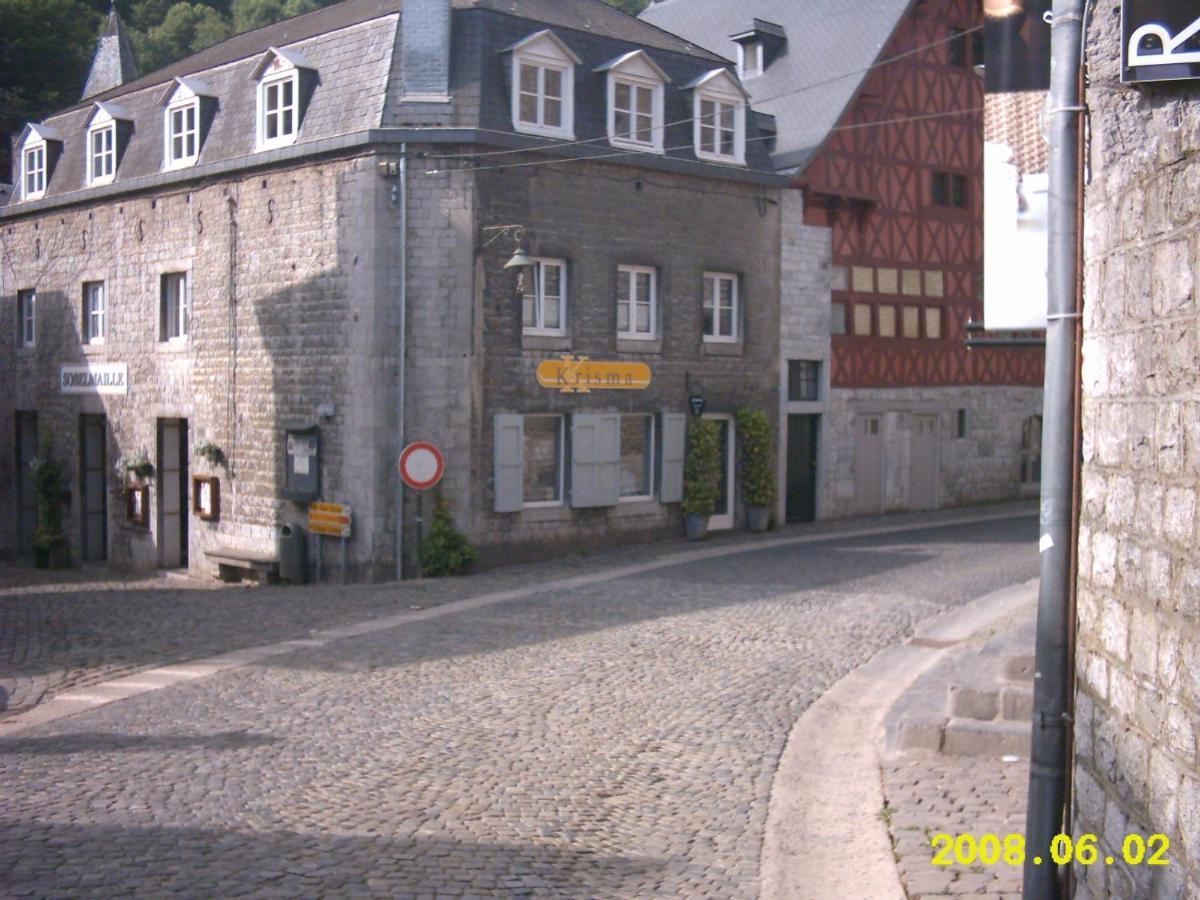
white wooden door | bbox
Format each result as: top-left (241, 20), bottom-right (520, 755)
top-left (706, 414), bottom-right (736, 531)
top-left (158, 419), bottom-right (188, 568)
top-left (909, 415), bottom-right (939, 510)
top-left (854, 415), bottom-right (884, 515)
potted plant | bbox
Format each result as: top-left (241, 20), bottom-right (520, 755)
top-left (31, 442), bottom-right (69, 568)
top-left (194, 440), bottom-right (226, 468)
top-left (114, 449), bottom-right (154, 490)
top-left (419, 492), bottom-right (478, 576)
top-left (681, 418), bottom-right (721, 541)
top-left (736, 408), bottom-right (775, 533)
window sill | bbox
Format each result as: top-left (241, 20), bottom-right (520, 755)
top-left (609, 137), bottom-right (663, 155)
top-left (256, 136), bottom-right (298, 152)
top-left (702, 341), bottom-right (743, 357)
top-left (163, 158), bottom-right (199, 172)
top-left (82, 342), bottom-right (107, 355)
top-left (616, 338), bottom-right (662, 354)
top-left (88, 175), bottom-right (115, 188)
top-left (156, 340), bottom-right (191, 353)
top-left (514, 123), bottom-right (576, 141)
top-left (695, 151), bottom-right (746, 167)
top-left (522, 333), bottom-right (572, 352)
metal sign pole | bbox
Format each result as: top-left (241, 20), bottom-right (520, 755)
top-left (316, 533), bottom-right (323, 583)
top-left (416, 490), bottom-right (424, 579)
top-left (341, 535), bottom-right (347, 585)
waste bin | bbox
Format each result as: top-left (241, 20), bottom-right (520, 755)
top-left (278, 523), bottom-right (308, 584)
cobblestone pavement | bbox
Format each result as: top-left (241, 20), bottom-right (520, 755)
top-left (883, 752), bottom-right (1029, 899)
top-left (1, 514), bottom-right (1037, 898)
top-left (0, 501), bottom-right (1034, 718)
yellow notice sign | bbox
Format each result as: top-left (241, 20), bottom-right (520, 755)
top-left (536, 355), bottom-right (652, 394)
top-left (308, 501), bottom-right (352, 538)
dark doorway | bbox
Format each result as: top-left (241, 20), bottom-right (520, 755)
top-left (15, 412), bottom-right (39, 557)
top-left (786, 414), bottom-right (819, 523)
top-left (157, 418), bottom-right (189, 568)
top-left (80, 415), bottom-right (108, 562)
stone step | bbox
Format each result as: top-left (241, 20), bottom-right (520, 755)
top-left (941, 717), bottom-right (1031, 759)
top-left (948, 682), bottom-right (1034, 722)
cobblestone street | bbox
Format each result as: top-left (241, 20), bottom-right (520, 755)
top-left (1, 513), bottom-right (1037, 897)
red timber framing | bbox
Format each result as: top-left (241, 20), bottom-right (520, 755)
top-left (798, 0), bottom-right (1044, 389)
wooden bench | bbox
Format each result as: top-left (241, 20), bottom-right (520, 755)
top-left (205, 548), bottom-right (280, 584)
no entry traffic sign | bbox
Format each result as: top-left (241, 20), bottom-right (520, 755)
top-left (399, 441), bottom-right (444, 491)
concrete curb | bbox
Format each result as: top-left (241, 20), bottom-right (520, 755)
top-left (0, 509), bottom-right (1034, 739)
top-left (759, 578), bottom-right (1038, 900)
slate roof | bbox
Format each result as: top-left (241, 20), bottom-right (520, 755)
top-left (82, 8), bottom-right (141, 99)
top-left (640, 0), bottom-right (914, 172)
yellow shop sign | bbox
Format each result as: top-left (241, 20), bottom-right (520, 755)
top-left (536, 355), bottom-right (652, 393)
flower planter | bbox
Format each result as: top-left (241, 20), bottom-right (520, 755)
top-left (685, 514), bottom-right (710, 541)
top-left (747, 506), bottom-right (771, 533)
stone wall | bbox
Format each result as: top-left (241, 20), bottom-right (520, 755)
top-left (1072, 2), bottom-right (1200, 897)
top-left (0, 153), bottom-right (401, 580)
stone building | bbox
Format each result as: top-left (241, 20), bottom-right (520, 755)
top-left (1, 0), bottom-right (786, 579)
top-left (1071, 2), bottom-right (1200, 897)
top-left (643, 0), bottom-right (1046, 522)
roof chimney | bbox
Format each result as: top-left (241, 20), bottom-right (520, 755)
top-left (82, 4), bottom-right (139, 100)
top-left (401, 0), bottom-right (451, 101)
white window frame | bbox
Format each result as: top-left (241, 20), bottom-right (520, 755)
top-left (616, 265), bottom-right (657, 340)
top-left (738, 42), bottom-right (764, 79)
top-left (692, 76), bottom-right (746, 165)
top-left (86, 121), bottom-right (116, 186)
top-left (17, 289), bottom-right (36, 347)
top-left (511, 33), bottom-right (577, 140)
top-left (84, 282), bottom-right (106, 344)
top-left (618, 414), bottom-right (656, 502)
top-left (703, 272), bottom-right (739, 343)
top-left (522, 258), bottom-right (568, 336)
top-left (22, 141), bottom-right (46, 200)
top-left (609, 76), bottom-right (663, 153)
top-left (257, 71), bottom-right (299, 151)
top-left (165, 98), bottom-right (200, 169)
top-left (523, 414), bottom-right (565, 508)
top-left (161, 272), bottom-right (190, 342)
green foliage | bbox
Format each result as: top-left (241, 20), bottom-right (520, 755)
top-left (232, 0), bottom-right (319, 34)
top-left (604, 0), bottom-right (650, 13)
top-left (681, 418), bottom-right (720, 517)
top-left (420, 493), bottom-right (477, 577)
top-left (132, 2), bottom-right (232, 73)
top-left (735, 409), bottom-right (775, 508)
top-left (31, 440), bottom-right (66, 548)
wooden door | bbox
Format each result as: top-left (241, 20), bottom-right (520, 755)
top-left (705, 414), bottom-right (735, 531)
top-left (909, 415), bottom-right (939, 510)
top-left (854, 415), bottom-right (884, 515)
top-left (80, 415), bottom-right (108, 562)
top-left (157, 419), bottom-right (189, 568)
top-left (786, 414), bottom-right (819, 523)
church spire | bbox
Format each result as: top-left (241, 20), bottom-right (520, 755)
top-left (82, 4), bottom-right (139, 100)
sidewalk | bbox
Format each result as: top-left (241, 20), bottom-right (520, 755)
top-left (1, 500), bottom-right (1034, 723)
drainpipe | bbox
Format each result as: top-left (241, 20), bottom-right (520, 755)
top-left (395, 148), bottom-right (407, 581)
top-left (1022, 1), bottom-right (1084, 898)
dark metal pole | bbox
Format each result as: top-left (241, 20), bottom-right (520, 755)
top-left (1023, 1), bottom-right (1084, 897)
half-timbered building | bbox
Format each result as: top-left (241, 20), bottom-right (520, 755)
top-left (644, 0), bottom-right (1045, 519)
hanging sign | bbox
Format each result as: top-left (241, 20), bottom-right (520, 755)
top-left (399, 441), bottom-right (445, 491)
top-left (308, 501), bottom-right (351, 538)
top-left (536, 355), bottom-right (652, 394)
top-left (1123, 2), bottom-right (1200, 83)
top-left (60, 363), bottom-right (129, 395)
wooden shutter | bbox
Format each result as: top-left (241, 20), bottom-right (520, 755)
top-left (571, 414), bottom-right (620, 508)
top-left (659, 413), bottom-right (686, 503)
top-left (494, 414), bottom-right (524, 512)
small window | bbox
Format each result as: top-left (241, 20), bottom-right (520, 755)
top-left (259, 75), bottom-right (297, 149)
top-left (740, 42), bottom-right (764, 78)
top-left (691, 72), bottom-right (746, 165)
top-left (23, 144), bottom-right (46, 198)
top-left (948, 27), bottom-right (969, 67)
top-left (853, 303), bottom-right (873, 336)
top-left (87, 123), bottom-right (116, 185)
top-left (831, 265), bottom-right (848, 292)
top-left (613, 80), bottom-right (656, 147)
top-left (166, 101), bottom-right (199, 167)
top-left (522, 259), bottom-right (567, 335)
top-left (876, 268), bottom-right (898, 295)
top-left (932, 171), bottom-right (969, 208)
top-left (703, 272), bottom-right (738, 342)
top-left (83, 282), bottom-right (106, 344)
top-left (852, 266), bottom-right (874, 293)
top-left (901, 269), bottom-right (922, 296)
top-left (1021, 415), bottom-right (1043, 484)
top-left (925, 270), bottom-right (945, 298)
top-left (519, 64), bottom-right (566, 132)
top-left (957, 409), bottom-right (968, 439)
top-left (17, 289), bottom-right (36, 347)
top-left (523, 415), bottom-right (563, 506)
top-left (925, 307), bottom-right (943, 339)
top-left (902, 306), bottom-right (921, 338)
top-left (788, 360), bottom-right (820, 402)
top-left (878, 304), bottom-right (897, 338)
top-left (161, 272), bottom-right (190, 341)
top-left (831, 302), bottom-right (847, 335)
top-left (619, 414), bottom-right (654, 500)
top-left (603, 51), bottom-right (666, 154)
top-left (617, 265), bottom-right (656, 339)
top-left (510, 31), bottom-right (578, 140)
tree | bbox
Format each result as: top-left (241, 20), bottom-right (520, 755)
top-left (604, 0), bottom-right (651, 13)
top-left (231, 0), bottom-right (319, 34)
top-left (132, 2), bottom-right (232, 74)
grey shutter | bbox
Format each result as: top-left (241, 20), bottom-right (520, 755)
top-left (659, 413), bottom-right (686, 503)
top-left (494, 414), bottom-right (524, 512)
top-left (571, 414), bottom-right (620, 508)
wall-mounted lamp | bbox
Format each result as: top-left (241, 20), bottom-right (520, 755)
top-left (483, 224), bottom-right (533, 292)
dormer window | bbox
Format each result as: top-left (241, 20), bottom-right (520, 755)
top-left (730, 19), bottom-right (786, 81)
top-left (251, 47), bottom-right (316, 151)
top-left (597, 51), bottom-right (669, 154)
top-left (740, 43), bottom-right (763, 79)
top-left (506, 30), bottom-right (579, 140)
top-left (23, 143), bottom-right (46, 199)
top-left (685, 69), bottom-right (748, 165)
top-left (84, 103), bottom-right (131, 187)
top-left (160, 77), bottom-right (216, 170)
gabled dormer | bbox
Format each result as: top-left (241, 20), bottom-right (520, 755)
top-left (504, 30), bottom-right (581, 141)
top-left (730, 19), bottom-right (787, 80)
top-left (250, 46), bottom-right (318, 151)
top-left (84, 102), bottom-right (133, 186)
top-left (596, 50), bottom-right (670, 155)
top-left (683, 69), bottom-right (749, 165)
top-left (17, 124), bottom-right (63, 201)
top-left (158, 77), bottom-right (218, 170)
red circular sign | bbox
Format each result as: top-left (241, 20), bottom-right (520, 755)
top-left (399, 441), bottom-right (444, 491)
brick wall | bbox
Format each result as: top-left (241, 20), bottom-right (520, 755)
top-left (1072, 2), bottom-right (1200, 897)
